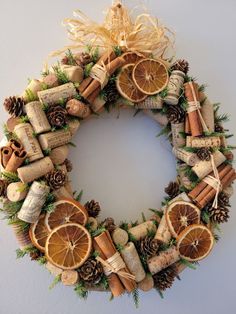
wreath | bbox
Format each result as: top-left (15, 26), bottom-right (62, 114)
top-left (0, 0), bottom-right (235, 307)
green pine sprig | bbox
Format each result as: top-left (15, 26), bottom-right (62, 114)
top-left (24, 89), bottom-right (38, 102)
top-left (53, 65), bottom-right (70, 84)
top-left (131, 288), bottom-right (139, 308)
top-left (113, 46), bottom-right (122, 56)
top-left (179, 258), bottom-right (197, 270)
top-left (74, 190), bottom-right (83, 202)
top-left (148, 208), bottom-right (163, 219)
top-left (65, 49), bottom-right (77, 66)
top-left (74, 282), bottom-right (88, 299)
top-left (49, 274), bottom-right (61, 290)
top-left (1, 171), bottom-right (20, 183)
top-left (16, 245), bottom-right (38, 259)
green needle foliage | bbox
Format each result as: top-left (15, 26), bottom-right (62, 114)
top-left (16, 245), bottom-right (38, 259)
top-left (131, 288), bottom-right (139, 308)
top-left (74, 282), bottom-right (88, 299)
top-left (53, 65), bottom-right (69, 84)
top-left (179, 258), bottom-right (197, 270)
top-left (65, 49), bottom-right (77, 65)
top-left (1, 171), bottom-right (20, 183)
top-left (49, 274), bottom-right (61, 290)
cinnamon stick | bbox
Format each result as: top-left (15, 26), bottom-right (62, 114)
top-left (8, 139), bottom-right (23, 152)
top-left (0, 146), bottom-right (13, 168)
top-left (5, 150), bottom-right (27, 172)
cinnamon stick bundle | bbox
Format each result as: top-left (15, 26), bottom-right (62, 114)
top-left (5, 150), bottom-right (27, 172)
top-left (0, 146), bottom-right (13, 168)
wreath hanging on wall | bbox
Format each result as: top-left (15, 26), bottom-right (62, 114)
top-left (0, 0), bottom-right (235, 306)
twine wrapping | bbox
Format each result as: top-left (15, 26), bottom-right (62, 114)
top-left (96, 252), bottom-right (135, 280)
top-left (203, 154), bottom-right (222, 208)
top-left (187, 82), bottom-right (209, 133)
top-left (89, 62), bottom-right (109, 89)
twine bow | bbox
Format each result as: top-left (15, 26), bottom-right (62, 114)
top-left (187, 82), bottom-right (209, 133)
top-left (96, 252), bottom-right (135, 280)
top-left (203, 154), bottom-right (222, 208)
top-left (89, 62), bottom-right (109, 89)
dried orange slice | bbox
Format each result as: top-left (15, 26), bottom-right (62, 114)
top-left (116, 63), bottom-right (147, 103)
top-left (45, 199), bottom-right (88, 231)
top-left (45, 223), bottom-right (92, 269)
top-left (29, 214), bottom-right (50, 252)
top-left (177, 224), bottom-right (214, 262)
top-left (166, 201), bottom-right (201, 238)
top-left (132, 58), bottom-right (169, 95)
top-left (122, 51), bottom-right (145, 65)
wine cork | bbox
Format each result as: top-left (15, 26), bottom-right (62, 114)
top-left (90, 96), bottom-right (106, 113)
top-left (0, 146), bottom-right (13, 168)
top-left (186, 136), bottom-right (221, 148)
top-left (135, 95), bottom-right (163, 109)
top-left (192, 150), bottom-right (226, 179)
top-left (148, 247), bottom-right (180, 275)
top-left (5, 150), bottom-right (27, 172)
top-left (177, 164), bottom-right (192, 190)
top-left (53, 186), bottom-right (74, 200)
top-left (61, 65), bottom-right (84, 83)
top-left (144, 110), bottom-right (169, 126)
top-left (38, 129), bottom-right (72, 150)
top-left (154, 214), bottom-right (171, 244)
top-left (64, 181), bottom-right (74, 196)
top-left (25, 101), bottom-right (51, 134)
top-left (120, 242), bottom-right (146, 283)
top-left (38, 82), bottom-right (77, 105)
top-left (138, 275), bottom-right (154, 292)
top-left (17, 181), bottom-right (50, 223)
top-left (7, 182), bottom-right (28, 202)
top-left (43, 73), bottom-right (59, 88)
top-left (6, 117), bottom-right (21, 132)
top-left (112, 228), bottom-right (129, 246)
top-left (12, 224), bottom-right (32, 249)
top-left (171, 122), bottom-right (186, 148)
top-left (66, 99), bottom-right (91, 119)
top-left (173, 147), bottom-right (200, 166)
top-left (61, 270), bottom-right (79, 286)
top-left (22, 79), bottom-right (43, 102)
top-left (164, 70), bottom-right (185, 105)
top-left (68, 120), bottom-right (80, 137)
top-left (199, 92), bottom-right (215, 133)
top-left (129, 221), bottom-right (156, 241)
top-left (49, 145), bottom-right (69, 165)
top-left (46, 262), bottom-right (63, 276)
top-left (14, 123), bottom-right (44, 162)
top-left (17, 157), bottom-right (54, 183)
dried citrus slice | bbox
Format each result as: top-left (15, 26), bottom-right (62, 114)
top-left (116, 63), bottom-right (147, 103)
top-left (166, 201), bottom-right (201, 238)
top-left (132, 58), bottom-right (169, 95)
top-left (29, 214), bottom-right (50, 252)
top-left (45, 199), bottom-right (88, 231)
top-left (177, 224), bottom-right (214, 262)
top-left (122, 51), bottom-right (145, 65)
top-left (45, 223), bottom-right (92, 269)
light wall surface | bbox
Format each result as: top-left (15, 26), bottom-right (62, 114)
top-left (0, 1), bottom-right (235, 314)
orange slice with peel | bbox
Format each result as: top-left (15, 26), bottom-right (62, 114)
top-left (166, 201), bottom-right (201, 238)
top-left (29, 213), bottom-right (50, 252)
top-left (122, 51), bottom-right (145, 65)
top-left (177, 224), bottom-right (214, 262)
top-left (45, 199), bottom-right (88, 231)
top-left (45, 223), bottom-right (92, 270)
top-left (132, 58), bottom-right (169, 95)
top-left (116, 63), bottom-right (147, 103)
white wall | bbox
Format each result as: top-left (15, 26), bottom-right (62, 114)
top-left (0, 1), bottom-right (235, 314)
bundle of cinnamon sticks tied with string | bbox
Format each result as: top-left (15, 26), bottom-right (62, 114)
top-left (0, 139), bottom-right (27, 172)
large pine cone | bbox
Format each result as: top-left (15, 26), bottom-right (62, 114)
top-left (165, 181), bottom-right (180, 199)
top-left (0, 180), bottom-right (8, 198)
top-left (218, 192), bottom-right (230, 207)
top-left (153, 264), bottom-right (178, 291)
top-left (209, 206), bottom-right (229, 224)
top-left (64, 159), bottom-right (73, 172)
top-left (84, 200), bottom-right (101, 218)
top-left (4, 96), bottom-right (25, 117)
top-left (101, 217), bottom-right (116, 233)
top-left (103, 78), bottom-right (120, 105)
top-left (138, 236), bottom-right (159, 257)
top-left (45, 170), bottom-right (66, 190)
top-left (171, 59), bottom-right (189, 74)
top-left (167, 105), bottom-right (185, 123)
top-left (196, 147), bottom-right (212, 161)
top-left (47, 105), bottom-right (68, 128)
top-left (78, 258), bottom-right (103, 284)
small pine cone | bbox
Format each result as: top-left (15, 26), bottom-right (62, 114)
top-left (171, 59), bottom-right (189, 74)
top-left (102, 217), bottom-right (116, 233)
top-left (30, 250), bottom-right (42, 261)
top-left (196, 147), bottom-right (212, 161)
top-left (75, 52), bottom-right (93, 67)
top-left (103, 78), bottom-right (119, 104)
top-left (209, 206), bottom-right (229, 224)
top-left (47, 105), bottom-right (68, 128)
top-left (3, 96), bottom-right (25, 117)
top-left (215, 124), bottom-right (224, 133)
top-left (167, 105), bottom-right (185, 123)
top-left (64, 159), bottom-right (73, 172)
top-left (218, 192), bottom-right (230, 207)
top-left (61, 56), bottom-right (69, 65)
top-left (138, 236), bottom-right (159, 257)
top-left (78, 258), bottom-right (103, 284)
top-left (84, 200), bottom-right (101, 218)
top-left (165, 181), bottom-right (180, 199)
top-left (153, 264), bottom-right (178, 291)
top-left (0, 179), bottom-right (8, 198)
top-left (46, 169), bottom-right (67, 190)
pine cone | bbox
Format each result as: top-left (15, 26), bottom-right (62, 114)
top-left (78, 258), bottom-right (103, 284)
top-left (102, 217), bottom-right (116, 233)
top-left (103, 78), bottom-right (120, 105)
top-left (167, 105), bottom-right (185, 123)
top-left (153, 264), bottom-right (178, 291)
top-left (75, 52), bottom-right (93, 67)
top-left (47, 105), bottom-right (68, 128)
top-left (218, 192), bottom-right (230, 207)
top-left (165, 181), bottom-right (180, 199)
top-left (138, 236), bottom-right (159, 257)
top-left (209, 206), bottom-right (229, 224)
top-left (3, 96), bottom-right (25, 117)
top-left (46, 169), bottom-right (67, 190)
top-left (0, 179), bottom-right (8, 198)
top-left (61, 56), bottom-right (69, 65)
top-left (64, 159), bottom-right (73, 172)
top-left (171, 59), bottom-right (189, 74)
top-left (196, 147), bottom-right (212, 161)
top-left (30, 250), bottom-right (42, 261)
top-left (84, 200), bottom-right (101, 218)
top-left (215, 124), bottom-right (224, 133)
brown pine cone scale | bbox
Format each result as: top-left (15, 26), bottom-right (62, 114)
top-left (78, 258), bottom-right (103, 284)
top-left (138, 236), bottom-right (159, 257)
top-left (4, 96), bottom-right (25, 117)
top-left (165, 181), bottom-right (180, 199)
top-left (45, 169), bottom-right (67, 190)
top-left (196, 147), bottom-right (211, 161)
top-left (167, 105), bottom-right (185, 123)
top-left (153, 264), bottom-right (178, 291)
top-left (84, 200), bottom-right (101, 218)
top-left (47, 105), bottom-right (68, 128)
top-left (171, 59), bottom-right (189, 74)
